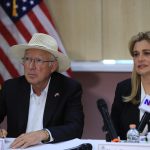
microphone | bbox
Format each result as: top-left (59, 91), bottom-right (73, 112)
top-left (137, 112), bottom-right (150, 133)
top-left (64, 143), bottom-right (92, 150)
top-left (138, 95), bottom-right (150, 133)
top-left (97, 99), bottom-right (119, 142)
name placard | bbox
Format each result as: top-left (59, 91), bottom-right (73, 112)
top-left (98, 142), bottom-right (150, 150)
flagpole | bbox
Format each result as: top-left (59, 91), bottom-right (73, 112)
top-left (12, 0), bottom-right (17, 17)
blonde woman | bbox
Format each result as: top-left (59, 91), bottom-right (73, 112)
top-left (111, 31), bottom-right (150, 140)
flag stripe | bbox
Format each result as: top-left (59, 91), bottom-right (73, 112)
top-left (15, 20), bottom-right (31, 42)
top-left (39, 1), bottom-right (56, 27)
top-left (33, 6), bottom-right (57, 37)
top-left (28, 10), bottom-right (47, 33)
top-left (0, 6), bottom-right (26, 44)
top-left (21, 15), bottom-right (38, 34)
top-left (0, 34), bottom-right (23, 75)
top-left (0, 47), bottom-right (20, 77)
top-left (0, 61), bottom-right (12, 81)
top-left (0, 21), bottom-right (17, 45)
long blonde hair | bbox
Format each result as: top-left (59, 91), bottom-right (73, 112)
top-left (123, 31), bottom-right (150, 104)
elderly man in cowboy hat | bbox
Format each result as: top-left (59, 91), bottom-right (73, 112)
top-left (0, 33), bottom-right (84, 148)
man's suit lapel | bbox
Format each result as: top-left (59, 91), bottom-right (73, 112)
top-left (17, 79), bottom-right (30, 133)
top-left (43, 72), bottom-right (61, 127)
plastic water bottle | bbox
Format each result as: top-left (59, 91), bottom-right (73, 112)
top-left (127, 124), bottom-right (140, 143)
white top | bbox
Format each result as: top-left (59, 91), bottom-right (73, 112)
top-left (140, 82), bottom-right (148, 135)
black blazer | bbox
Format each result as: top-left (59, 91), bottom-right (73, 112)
top-left (0, 72), bottom-right (84, 143)
top-left (111, 78), bottom-right (140, 140)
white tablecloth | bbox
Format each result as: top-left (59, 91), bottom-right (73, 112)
top-left (3, 138), bottom-right (150, 150)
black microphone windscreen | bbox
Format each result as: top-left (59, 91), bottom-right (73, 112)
top-left (96, 98), bottom-right (118, 141)
top-left (80, 143), bottom-right (92, 150)
top-left (65, 143), bottom-right (92, 150)
top-left (97, 99), bottom-right (108, 110)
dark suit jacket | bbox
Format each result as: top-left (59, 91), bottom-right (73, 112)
top-left (0, 72), bottom-right (84, 143)
top-left (111, 78), bottom-right (140, 140)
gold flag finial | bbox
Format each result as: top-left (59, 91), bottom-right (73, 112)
top-left (12, 0), bottom-right (17, 17)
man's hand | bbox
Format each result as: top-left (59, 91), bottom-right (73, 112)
top-left (0, 129), bottom-right (7, 138)
top-left (10, 130), bottom-right (48, 149)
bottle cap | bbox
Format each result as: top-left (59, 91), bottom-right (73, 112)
top-left (129, 124), bottom-right (136, 129)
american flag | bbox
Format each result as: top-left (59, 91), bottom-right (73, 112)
top-left (0, 0), bottom-right (72, 85)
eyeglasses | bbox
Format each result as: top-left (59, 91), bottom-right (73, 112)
top-left (22, 57), bottom-right (56, 65)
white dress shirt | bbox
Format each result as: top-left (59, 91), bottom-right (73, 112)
top-left (26, 79), bottom-right (53, 142)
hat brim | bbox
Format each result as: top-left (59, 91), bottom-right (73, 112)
top-left (10, 44), bottom-right (71, 72)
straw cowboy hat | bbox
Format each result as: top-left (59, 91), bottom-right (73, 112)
top-left (11, 33), bottom-right (71, 72)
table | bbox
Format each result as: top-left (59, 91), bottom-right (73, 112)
top-left (3, 138), bottom-right (150, 150)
